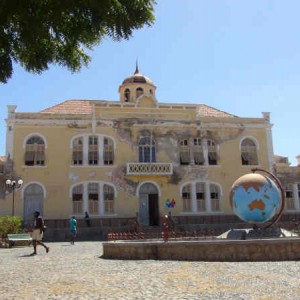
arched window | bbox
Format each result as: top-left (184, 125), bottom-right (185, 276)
top-left (136, 87), bottom-right (144, 98)
top-left (103, 137), bottom-right (114, 165)
top-left (210, 184), bottom-right (220, 211)
top-left (72, 137), bottom-right (83, 165)
top-left (25, 136), bottom-right (45, 166)
top-left (139, 137), bottom-right (156, 162)
top-left (181, 181), bottom-right (222, 213)
top-left (180, 139), bottom-right (190, 165)
top-left (88, 136), bottom-right (98, 165)
top-left (196, 182), bottom-right (205, 211)
top-left (104, 184), bottom-right (114, 214)
top-left (88, 183), bottom-right (99, 214)
top-left (72, 185), bottom-right (83, 214)
top-left (241, 138), bottom-right (258, 165)
top-left (193, 138), bottom-right (204, 165)
top-left (182, 184), bottom-right (191, 212)
top-left (207, 139), bottom-right (217, 165)
top-left (124, 89), bottom-right (130, 102)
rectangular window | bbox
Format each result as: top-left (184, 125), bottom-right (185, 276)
top-left (103, 138), bottom-right (114, 165)
top-left (210, 184), bottom-right (220, 211)
top-left (196, 183), bottom-right (205, 211)
top-left (241, 146), bottom-right (258, 165)
top-left (25, 144), bottom-right (45, 166)
top-left (88, 183), bottom-right (99, 214)
top-left (208, 146), bottom-right (217, 165)
top-left (72, 185), bottom-right (83, 214)
top-left (88, 136), bottom-right (98, 165)
top-left (73, 138), bottom-right (83, 165)
top-left (180, 140), bottom-right (190, 165)
top-left (182, 185), bottom-right (191, 212)
top-left (285, 185), bottom-right (294, 210)
top-left (104, 185), bottom-right (114, 214)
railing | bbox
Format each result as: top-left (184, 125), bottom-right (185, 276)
top-left (107, 215), bottom-right (222, 242)
top-left (126, 162), bottom-right (173, 175)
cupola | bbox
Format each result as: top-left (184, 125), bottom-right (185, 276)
top-left (119, 63), bottom-right (157, 104)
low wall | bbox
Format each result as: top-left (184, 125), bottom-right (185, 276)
top-left (102, 238), bottom-right (300, 261)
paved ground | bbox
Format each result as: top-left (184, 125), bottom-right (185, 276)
top-left (0, 242), bottom-right (299, 300)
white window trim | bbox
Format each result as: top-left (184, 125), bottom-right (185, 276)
top-left (70, 134), bottom-right (116, 166)
top-left (239, 136), bottom-right (260, 150)
top-left (180, 180), bottom-right (223, 214)
top-left (21, 181), bottom-right (47, 200)
top-left (136, 180), bottom-right (161, 197)
top-left (22, 133), bottom-right (48, 149)
top-left (69, 181), bottom-right (117, 216)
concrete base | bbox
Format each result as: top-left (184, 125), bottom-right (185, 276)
top-left (218, 227), bottom-right (298, 240)
top-left (102, 238), bottom-right (300, 261)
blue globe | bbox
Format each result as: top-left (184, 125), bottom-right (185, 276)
top-left (230, 173), bottom-right (282, 223)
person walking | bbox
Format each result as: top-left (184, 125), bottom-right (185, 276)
top-left (84, 211), bottom-right (91, 227)
top-left (69, 216), bottom-right (77, 245)
top-left (30, 211), bottom-right (49, 255)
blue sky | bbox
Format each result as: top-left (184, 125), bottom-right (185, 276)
top-left (1, 1), bottom-right (299, 165)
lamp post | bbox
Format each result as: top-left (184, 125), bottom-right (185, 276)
top-left (6, 178), bottom-right (23, 216)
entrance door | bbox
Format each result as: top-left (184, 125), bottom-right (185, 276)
top-left (148, 194), bottom-right (159, 226)
top-left (23, 184), bottom-right (44, 225)
top-left (138, 183), bottom-right (159, 226)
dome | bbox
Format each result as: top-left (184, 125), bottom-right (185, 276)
top-left (122, 64), bottom-right (155, 86)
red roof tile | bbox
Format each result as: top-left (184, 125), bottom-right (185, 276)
top-left (40, 100), bottom-right (93, 114)
top-left (197, 104), bottom-right (236, 118)
top-left (40, 100), bottom-right (235, 118)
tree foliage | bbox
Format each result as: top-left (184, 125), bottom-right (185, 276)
top-left (0, 216), bottom-right (22, 239)
top-left (0, 0), bottom-right (156, 83)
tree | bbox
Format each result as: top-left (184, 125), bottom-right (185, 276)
top-left (0, 0), bottom-right (156, 83)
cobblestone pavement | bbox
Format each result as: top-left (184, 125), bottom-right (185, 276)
top-left (0, 242), bottom-right (299, 300)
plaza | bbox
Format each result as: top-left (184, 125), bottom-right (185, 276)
top-left (0, 242), bottom-right (299, 300)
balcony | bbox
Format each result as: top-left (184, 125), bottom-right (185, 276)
top-left (126, 162), bottom-right (173, 175)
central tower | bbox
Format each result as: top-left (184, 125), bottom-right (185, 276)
top-left (119, 64), bottom-right (157, 105)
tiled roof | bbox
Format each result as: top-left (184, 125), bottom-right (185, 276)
top-left (40, 99), bottom-right (236, 118)
top-left (40, 100), bottom-right (93, 114)
top-left (197, 104), bottom-right (236, 118)
top-left (0, 156), bottom-right (6, 162)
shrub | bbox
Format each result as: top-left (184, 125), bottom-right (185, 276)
top-left (0, 216), bottom-right (23, 239)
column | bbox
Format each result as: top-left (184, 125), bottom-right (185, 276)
top-left (83, 182), bottom-right (89, 214)
top-left (98, 135), bottom-right (104, 166)
top-left (191, 183), bottom-right (197, 213)
top-left (83, 135), bottom-right (89, 165)
top-left (205, 182), bottom-right (211, 212)
top-left (99, 182), bottom-right (105, 215)
top-left (293, 183), bottom-right (300, 210)
top-left (202, 139), bottom-right (208, 166)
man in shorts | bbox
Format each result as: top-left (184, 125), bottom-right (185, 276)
top-left (31, 211), bottom-right (49, 255)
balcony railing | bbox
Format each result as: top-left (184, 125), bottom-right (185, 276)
top-left (126, 162), bottom-right (173, 175)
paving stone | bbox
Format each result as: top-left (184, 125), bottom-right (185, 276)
top-left (0, 242), bottom-right (299, 299)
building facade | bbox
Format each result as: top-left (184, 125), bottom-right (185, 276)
top-left (2, 67), bottom-right (286, 229)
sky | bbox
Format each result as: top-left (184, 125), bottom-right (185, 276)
top-left (1, 0), bottom-right (300, 165)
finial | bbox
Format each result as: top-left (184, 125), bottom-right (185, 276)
top-left (134, 59), bottom-right (139, 74)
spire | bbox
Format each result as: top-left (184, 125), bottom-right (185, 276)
top-left (134, 59), bottom-right (139, 74)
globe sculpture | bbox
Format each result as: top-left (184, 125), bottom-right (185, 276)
top-left (230, 172), bottom-right (282, 224)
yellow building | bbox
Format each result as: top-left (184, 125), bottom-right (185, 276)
top-left (275, 155), bottom-right (300, 215)
top-left (2, 67), bottom-right (279, 230)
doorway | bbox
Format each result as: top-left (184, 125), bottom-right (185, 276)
top-left (23, 183), bottom-right (44, 225)
top-left (139, 183), bottom-right (159, 226)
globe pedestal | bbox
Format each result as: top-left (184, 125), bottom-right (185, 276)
top-left (218, 227), bottom-right (298, 240)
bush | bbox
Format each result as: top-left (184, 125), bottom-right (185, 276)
top-left (0, 216), bottom-right (23, 239)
